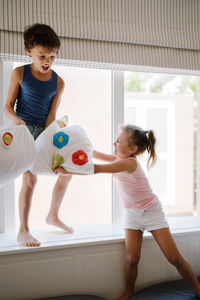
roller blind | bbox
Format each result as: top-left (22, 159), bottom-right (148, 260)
top-left (0, 0), bottom-right (200, 71)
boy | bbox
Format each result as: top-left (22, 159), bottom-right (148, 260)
top-left (4, 23), bottom-right (73, 247)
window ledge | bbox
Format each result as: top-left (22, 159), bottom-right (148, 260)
top-left (0, 216), bottom-right (200, 255)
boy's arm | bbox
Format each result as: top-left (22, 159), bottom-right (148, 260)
top-left (4, 67), bottom-right (25, 125)
top-left (45, 76), bottom-right (65, 128)
top-left (93, 150), bottom-right (116, 162)
top-left (94, 158), bottom-right (137, 174)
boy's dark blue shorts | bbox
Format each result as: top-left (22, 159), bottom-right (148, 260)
top-left (25, 124), bottom-right (44, 173)
top-left (26, 123), bottom-right (44, 140)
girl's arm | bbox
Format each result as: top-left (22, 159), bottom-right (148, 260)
top-left (4, 67), bottom-right (25, 125)
top-left (94, 158), bottom-right (137, 174)
top-left (45, 76), bottom-right (65, 128)
top-left (93, 150), bottom-right (116, 162)
top-left (54, 158), bottom-right (137, 176)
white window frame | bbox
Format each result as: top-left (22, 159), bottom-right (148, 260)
top-left (196, 77), bottom-right (200, 215)
top-left (112, 71), bottom-right (124, 222)
top-left (0, 60), bottom-right (15, 232)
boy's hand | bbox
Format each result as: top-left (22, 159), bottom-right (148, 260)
top-left (16, 119), bottom-right (26, 126)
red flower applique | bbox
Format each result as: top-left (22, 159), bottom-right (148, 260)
top-left (72, 150), bottom-right (88, 166)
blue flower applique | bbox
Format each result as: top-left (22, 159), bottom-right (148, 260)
top-left (53, 131), bottom-right (69, 149)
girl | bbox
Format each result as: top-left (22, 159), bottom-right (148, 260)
top-left (94, 124), bottom-right (200, 299)
top-left (55, 124), bottom-right (200, 299)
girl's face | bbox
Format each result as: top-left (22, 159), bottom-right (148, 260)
top-left (113, 130), bottom-right (135, 159)
top-left (26, 45), bottom-right (58, 75)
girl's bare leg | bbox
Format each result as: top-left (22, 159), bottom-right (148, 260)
top-left (152, 228), bottom-right (200, 297)
top-left (118, 229), bottom-right (143, 300)
top-left (46, 174), bottom-right (74, 232)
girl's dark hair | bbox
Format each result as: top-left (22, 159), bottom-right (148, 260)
top-left (122, 124), bottom-right (157, 168)
top-left (24, 23), bottom-right (60, 50)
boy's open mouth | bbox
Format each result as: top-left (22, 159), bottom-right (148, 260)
top-left (42, 65), bottom-right (49, 71)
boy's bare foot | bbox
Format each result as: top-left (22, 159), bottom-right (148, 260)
top-left (117, 292), bottom-right (133, 300)
top-left (17, 231), bottom-right (41, 247)
top-left (46, 215), bottom-right (74, 233)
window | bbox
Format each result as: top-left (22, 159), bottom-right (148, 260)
top-left (1, 61), bottom-right (199, 233)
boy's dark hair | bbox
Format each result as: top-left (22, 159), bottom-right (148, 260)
top-left (24, 23), bottom-right (60, 50)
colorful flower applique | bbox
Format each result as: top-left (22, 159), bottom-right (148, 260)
top-left (52, 154), bottom-right (64, 171)
top-left (72, 150), bottom-right (88, 166)
top-left (53, 132), bottom-right (69, 149)
top-left (57, 120), bottom-right (67, 128)
top-left (2, 132), bottom-right (13, 147)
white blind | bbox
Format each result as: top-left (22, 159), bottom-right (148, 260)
top-left (0, 0), bottom-right (200, 71)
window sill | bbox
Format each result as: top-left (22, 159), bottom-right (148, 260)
top-left (0, 216), bottom-right (200, 255)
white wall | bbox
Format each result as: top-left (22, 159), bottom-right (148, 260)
top-left (0, 231), bottom-right (200, 300)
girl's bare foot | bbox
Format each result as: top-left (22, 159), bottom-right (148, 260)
top-left (46, 215), bottom-right (74, 233)
top-left (17, 231), bottom-right (41, 247)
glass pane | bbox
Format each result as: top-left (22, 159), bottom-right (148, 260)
top-left (124, 107), bottom-right (136, 124)
top-left (124, 72), bottom-right (196, 216)
top-left (15, 64), bottom-right (112, 229)
top-left (146, 108), bottom-right (167, 152)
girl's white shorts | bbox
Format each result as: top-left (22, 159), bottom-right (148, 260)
top-left (123, 201), bottom-right (169, 232)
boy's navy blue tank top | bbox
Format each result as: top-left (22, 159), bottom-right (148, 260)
top-left (16, 64), bottom-right (58, 126)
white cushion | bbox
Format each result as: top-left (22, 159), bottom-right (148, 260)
top-left (0, 125), bottom-right (36, 186)
top-left (31, 116), bottom-right (94, 175)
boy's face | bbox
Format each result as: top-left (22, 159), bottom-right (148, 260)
top-left (26, 45), bottom-right (58, 74)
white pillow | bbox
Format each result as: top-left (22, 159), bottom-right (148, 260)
top-left (31, 116), bottom-right (94, 175)
top-left (0, 125), bottom-right (36, 186)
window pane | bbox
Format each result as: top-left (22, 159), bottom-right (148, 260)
top-left (124, 107), bottom-right (136, 124)
top-left (124, 72), bottom-right (196, 216)
top-left (15, 64), bottom-right (112, 229)
top-left (146, 108), bottom-right (167, 152)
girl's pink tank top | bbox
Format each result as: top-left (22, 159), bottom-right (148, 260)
top-left (113, 158), bottom-right (158, 209)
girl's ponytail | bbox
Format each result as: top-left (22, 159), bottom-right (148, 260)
top-left (123, 124), bottom-right (157, 169)
top-left (146, 130), bottom-right (157, 168)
